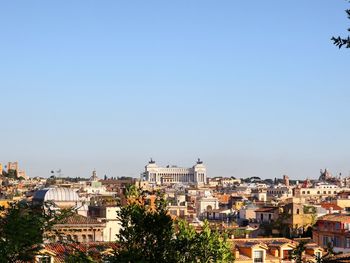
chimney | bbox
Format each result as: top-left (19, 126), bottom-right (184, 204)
top-left (329, 207), bottom-right (333, 214)
top-left (235, 249), bottom-right (240, 259)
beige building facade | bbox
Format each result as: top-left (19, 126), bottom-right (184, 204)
top-left (49, 214), bottom-right (105, 243)
top-left (294, 184), bottom-right (350, 201)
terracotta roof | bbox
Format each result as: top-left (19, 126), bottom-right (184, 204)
top-left (236, 242), bottom-right (268, 249)
top-left (233, 238), bottom-right (311, 262)
top-left (57, 214), bottom-right (105, 226)
top-left (268, 240), bottom-right (296, 248)
top-left (43, 242), bottom-right (119, 262)
top-left (317, 213), bottom-right (350, 222)
top-left (320, 203), bottom-right (343, 211)
top-left (215, 194), bottom-right (230, 204)
top-left (231, 238), bottom-right (294, 247)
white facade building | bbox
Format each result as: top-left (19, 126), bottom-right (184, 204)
top-left (294, 184), bottom-right (350, 200)
top-left (144, 159), bottom-right (207, 185)
top-left (196, 196), bottom-right (220, 216)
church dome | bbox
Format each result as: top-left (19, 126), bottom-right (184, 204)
top-left (33, 187), bottom-right (80, 202)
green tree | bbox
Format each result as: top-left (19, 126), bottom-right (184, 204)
top-left (0, 201), bottom-right (73, 263)
top-left (173, 220), bottom-right (197, 262)
top-left (2, 169), bottom-right (17, 179)
top-left (108, 185), bottom-right (234, 263)
top-left (108, 186), bottom-right (174, 263)
top-left (175, 220), bottom-right (233, 263)
top-left (332, 1), bottom-right (350, 48)
top-left (292, 240), bottom-right (307, 263)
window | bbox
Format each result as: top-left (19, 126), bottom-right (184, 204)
top-left (334, 236), bottom-right (341, 247)
top-left (253, 250), bottom-right (264, 263)
top-left (302, 191), bottom-right (306, 194)
top-left (296, 209), bottom-right (300, 214)
top-left (346, 238), bottom-right (350, 248)
top-left (283, 249), bottom-right (292, 260)
top-left (325, 222), bottom-right (329, 230)
top-left (323, 236), bottom-right (330, 246)
top-left (335, 223), bottom-right (340, 230)
top-left (37, 256), bottom-right (51, 263)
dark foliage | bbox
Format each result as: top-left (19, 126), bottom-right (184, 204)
top-left (332, 1), bottom-right (350, 48)
top-left (0, 201), bottom-right (73, 263)
top-left (292, 240), bottom-right (306, 263)
top-left (1, 169), bottom-right (17, 179)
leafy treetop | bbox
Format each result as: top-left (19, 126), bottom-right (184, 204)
top-left (332, 1), bottom-right (350, 48)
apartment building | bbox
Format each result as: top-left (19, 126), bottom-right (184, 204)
top-left (313, 213), bottom-right (350, 253)
top-left (294, 184), bottom-right (349, 202)
top-left (232, 238), bottom-right (322, 263)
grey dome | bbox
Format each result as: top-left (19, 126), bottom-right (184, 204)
top-left (33, 187), bottom-right (80, 202)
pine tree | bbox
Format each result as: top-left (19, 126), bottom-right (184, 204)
top-left (332, 1), bottom-right (350, 48)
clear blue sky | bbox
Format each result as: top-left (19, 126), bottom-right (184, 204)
top-left (0, 1), bottom-right (349, 179)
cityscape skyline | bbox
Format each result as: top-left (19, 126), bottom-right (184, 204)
top-left (1, 1), bottom-right (350, 179)
top-left (0, 158), bottom-right (349, 181)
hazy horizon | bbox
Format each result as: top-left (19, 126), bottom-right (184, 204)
top-left (1, 1), bottom-right (349, 180)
